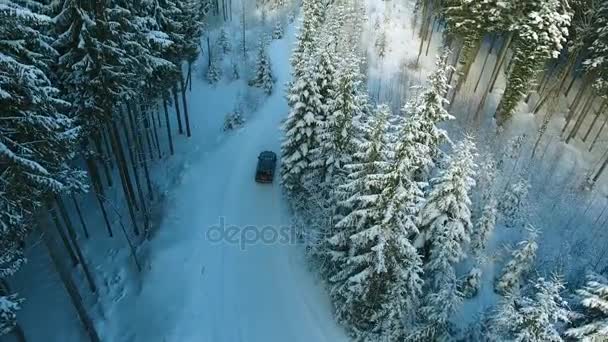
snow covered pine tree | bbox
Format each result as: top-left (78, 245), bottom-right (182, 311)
top-left (492, 276), bottom-right (570, 341)
top-left (328, 103), bottom-right (424, 340)
top-left (417, 137), bottom-right (477, 288)
top-left (250, 39), bottom-right (275, 95)
top-left (495, 227), bottom-right (539, 295)
top-left (566, 273), bottom-right (608, 340)
top-left (1, 0), bottom-right (84, 333)
top-left (494, 0), bottom-right (571, 125)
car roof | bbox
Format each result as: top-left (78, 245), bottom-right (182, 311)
top-left (259, 151), bottom-right (276, 158)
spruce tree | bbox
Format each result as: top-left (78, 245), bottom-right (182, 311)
top-left (1, 0), bottom-right (85, 251)
top-left (217, 28), bottom-right (232, 54)
top-left (404, 51), bottom-right (455, 178)
top-left (586, 0), bottom-right (608, 93)
top-left (299, 44), bottom-right (338, 188)
top-left (461, 262), bottom-right (483, 298)
top-left (0, 294), bottom-right (22, 335)
top-left (492, 276), bottom-right (570, 341)
top-left (407, 273), bottom-right (463, 341)
top-left (417, 137), bottom-right (477, 287)
top-left (375, 29), bottom-right (387, 59)
top-left (500, 178), bottom-right (529, 227)
top-left (250, 39), bottom-right (274, 94)
top-left (53, 0), bottom-right (141, 130)
top-left (206, 58), bottom-right (221, 83)
top-left (470, 197), bottom-right (498, 254)
top-left (443, 0), bottom-right (485, 98)
top-left (495, 228), bottom-right (539, 295)
top-left (281, 58), bottom-right (324, 190)
top-left (272, 21), bottom-right (284, 40)
top-left (327, 104), bottom-right (391, 321)
top-left (1, 1), bottom-right (85, 332)
top-left (291, 0), bottom-right (322, 77)
top-left (494, 0), bottom-right (572, 125)
top-left (566, 273), bottom-right (608, 340)
top-left (309, 55), bottom-right (360, 186)
top-left (443, 0), bottom-right (516, 90)
top-left (328, 107), bottom-right (425, 340)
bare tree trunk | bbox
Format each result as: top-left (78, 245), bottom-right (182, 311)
top-left (418, 0), bottom-right (430, 38)
top-left (584, 99), bottom-right (608, 142)
top-left (531, 100), bottom-right (558, 158)
top-left (109, 120), bottom-right (140, 236)
top-left (40, 225), bottom-right (101, 342)
top-left (110, 121), bottom-right (139, 211)
top-left (526, 66), bottom-right (550, 103)
top-left (425, 16), bottom-right (437, 56)
top-left (84, 157), bottom-right (113, 237)
top-left (449, 39), bottom-right (481, 109)
top-left (566, 95), bottom-right (595, 143)
top-left (47, 202), bottom-right (78, 266)
top-left (473, 36), bottom-right (497, 93)
top-left (590, 115), bottom-right (608, 152)
top-left (241, 1), bottom-right (246, 57)
top-left (94, 189), bottom-right (143, 271)
top-left (533, 56), bottom-right (577, 114)
top-left (53, 196), bottom-right (97, 293)
top-left (207, 37), bottom-right (212, 67)
top-left (416, 11), bottom-right (433, 66)
top-left (187, 63), bottom-right (193, 92)
top-left (180, 73), bottom-right (192, 138)
top-left (102, 130), bottom-right (114, 169)
top-left (151, 108), bottom-right (162, 160)
top-left (172, 84), bottom-right (184, 135)
top-left (163, 98), bottom-right (175, 155)
top-left (140, 105), bottom-right (155, 162)
top-left (120, 115), bottom-right (149, 233)
top-left (92, 135), bottom-right (112, 188)
top-left (128, 104), bottom-right (155, 201)
top-left (473, 33), bottom-right (513, 123)
top-left (446, 42), bottom-right (462, 87)
top-left (489, 35), bottom-right (513, 93)
top-left (70, 194), bottom-right (89, 238)
top-left (562, 86), bottom-right (592, 135)
top-left (592, 151), bottom-right (608, 184)
top-left (565, 74), bottom-right (577, 97)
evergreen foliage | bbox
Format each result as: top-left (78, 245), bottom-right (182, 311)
top-left (494, 0), bottom-right (572, 124)
top-left (328, 102), bottom-right (425, 340)
top-left (495, 228), bottom-right (539, 295)
top-left (403, 51), bottom-right (455, 177)
top-left (309, 54), bottom-right (360, 186)
top-left (250, 39), bottom-right (274, 95)
top-left (417, 137), bottom-right (477, 288)
top-left (566, 273), bottom-right (608, 340)
top-left (492, 276), bottom-right (570, 341)
top-left (281, 58), bottom-right (323, 190)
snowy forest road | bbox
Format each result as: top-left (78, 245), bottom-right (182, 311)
top-left (103, 34), bottom-right (349, 342)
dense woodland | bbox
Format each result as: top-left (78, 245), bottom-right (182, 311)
top-left (4, 0), bottom-right (608, 340)
top-left (282, 0), bottom-right (608, 341)
top-left (0, 0), bottom-right (212, 339)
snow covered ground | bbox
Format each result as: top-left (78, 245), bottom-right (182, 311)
top-left (98, 27), bottom-right (348, 342)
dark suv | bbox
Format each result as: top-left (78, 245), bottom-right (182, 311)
top-left (255, 151), bottom-right (277, 183)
